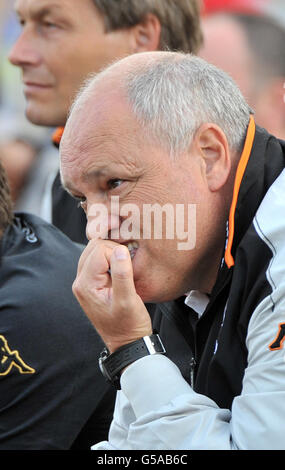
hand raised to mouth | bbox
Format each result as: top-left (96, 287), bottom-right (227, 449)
top-left (72, 239), bottom-right (152, 354)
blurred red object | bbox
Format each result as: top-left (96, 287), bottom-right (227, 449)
top-left (201, 0), bottom-right (268, 16)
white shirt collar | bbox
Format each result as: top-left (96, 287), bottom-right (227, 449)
top-left (184, 290), bottom-right (210, 317)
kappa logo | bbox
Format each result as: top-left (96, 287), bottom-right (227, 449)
top-left (269, 323), bottom-right (285, 351)
top-left (0, 335), bottom-right (35, 376)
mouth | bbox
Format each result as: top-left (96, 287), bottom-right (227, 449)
top-left (23, 82), bottom-right (53, 94)
top-left (125, 241), bottom-right (139, 260)
top-left (108, 241), bottom-right (139, 275)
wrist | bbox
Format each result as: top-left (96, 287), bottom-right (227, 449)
top-left (106, 330), bottom-right (153, 354)
top-left (99, 333), bottom-right (166, 389)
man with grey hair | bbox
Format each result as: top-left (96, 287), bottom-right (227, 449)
top-left (60, 51), bottom-right (285, 450)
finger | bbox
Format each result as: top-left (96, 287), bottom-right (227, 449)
top-left (77, 238), bottom-right (118, 275)
top-left (77, 244), bottom-right (112, 288)
top-left (110, 245), bottom-right (137, 303)
top-left (73, 251), bottom-right (112, 303)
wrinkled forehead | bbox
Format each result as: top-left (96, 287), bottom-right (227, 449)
top-left (61, 79), bottom-right (143, 153)
top-left (60, 96), bottom-right (148, 191)
top-left (62, 96), bottom-right (131, 158)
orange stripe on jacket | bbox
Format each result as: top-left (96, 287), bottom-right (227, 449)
top-left (225, 116), bottom-right (256, 269)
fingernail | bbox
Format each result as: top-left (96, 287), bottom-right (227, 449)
top-left (114, 246), bottom-right (128, 260)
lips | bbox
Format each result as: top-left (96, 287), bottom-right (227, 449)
top-left (107, 241), bottom-right (138, 276)
top-left (24, 80), bottom-right (52, 87)
top-left (126, 241), bottom-right (139, 259)
top-left (23, 81), bottom-right (53, 94)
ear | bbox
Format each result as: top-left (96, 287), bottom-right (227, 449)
top-left (194, 123), bottom-right (232, 192)
top-left (130, 13), bottom-right (161, 52)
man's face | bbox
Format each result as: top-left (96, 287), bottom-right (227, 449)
top-left (9, 0), bottom-right (135, 127)
top-left (61, 90), bottom-right (222, 303)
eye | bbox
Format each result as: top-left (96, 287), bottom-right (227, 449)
top-left (40, 20), bottom-right (58, 31)
top-left (107, 179), bottom-right (124, 190)
top-left (43, 21), bottom-right (57, 28)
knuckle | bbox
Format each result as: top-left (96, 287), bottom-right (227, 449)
top-left (72, 278), bottom-right (83, 298)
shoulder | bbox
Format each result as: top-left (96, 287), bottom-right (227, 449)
top-left (0, 212), bottom-right (100, 365)
top-left (246, 169), bottom-right (285, 351)
top-left (10, 212), bottom-right (83, 267)
top-left (0, 213), bottom-right (84, 312)
top-left (253, 168), bottom-right (285, 280)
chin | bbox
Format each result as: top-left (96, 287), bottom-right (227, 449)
top-left (25, 103), bottom-right (65, 128)
top-left (134, 280), bottom-right (155, 303)
top-left (134, 280), bottom-right (174, 304)
top-left (132, 261), bottom-right (177, 304)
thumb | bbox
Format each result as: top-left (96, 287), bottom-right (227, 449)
top-left (110, 245), bottom-right (137, 301)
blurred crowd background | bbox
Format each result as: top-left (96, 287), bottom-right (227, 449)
top-left (0, 0), bottom-right (284, 220)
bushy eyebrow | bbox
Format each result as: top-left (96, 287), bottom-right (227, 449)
top-left (82, 168), bottom-right (107, 184)
top-left (61, 169), bottom-right (105, 197)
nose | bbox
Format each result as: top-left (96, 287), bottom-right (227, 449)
top-left (8, 28), bottom-right (41, 67)
top-left (86, 205), bottom-right (121, 241)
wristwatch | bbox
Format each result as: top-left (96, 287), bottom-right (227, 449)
top-left (99, 333), bottom-right (166, 389)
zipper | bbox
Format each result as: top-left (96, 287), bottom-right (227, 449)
top-left (190, 357), bottom-right (196, 388)
top-left (158, 301), bottom-right (198, 388)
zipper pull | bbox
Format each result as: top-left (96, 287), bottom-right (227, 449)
top-left (190, 357), bottom-right (196, 388)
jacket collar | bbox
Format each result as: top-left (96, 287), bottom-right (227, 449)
top-left (225, 116), bottom-right (255, 268)
top-left (225, 117), bottom-right (285, 268)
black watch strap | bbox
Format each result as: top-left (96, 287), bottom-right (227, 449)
top-left (99, 334), bottom-right (166, 389)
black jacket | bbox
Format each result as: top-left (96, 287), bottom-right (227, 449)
top-left (52, 172), bottom-right (88, 245)
top-left (0, 213), bottom-right (115, 449)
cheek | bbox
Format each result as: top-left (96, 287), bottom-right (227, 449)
top-left (133, 249), bottom-right (191, 303)
top-left (62, 41), bottom-right (111, 87)
top-left (135, 238), bottom-right (187, 283)
top-left (49, 45), bottom-right (88, 93)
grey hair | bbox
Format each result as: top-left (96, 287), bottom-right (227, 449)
top-left (124, 53), bottom-right (253, 156)
top-left (69, 53), bottom-right (253, 157)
